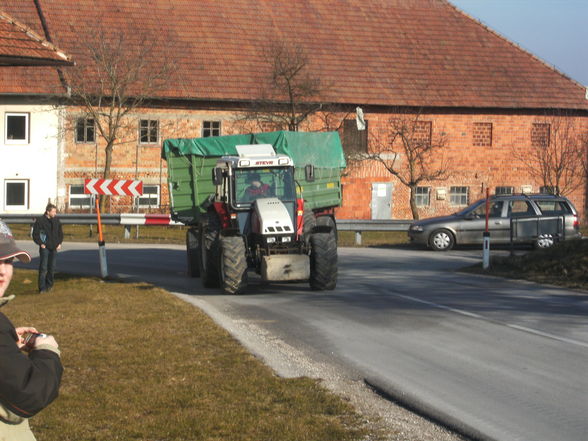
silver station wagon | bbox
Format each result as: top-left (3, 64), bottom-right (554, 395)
top-left (408, 194), bottom-right (581, 251)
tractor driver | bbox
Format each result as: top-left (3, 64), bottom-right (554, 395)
top-left (245, 172), bottom-right (272, 201)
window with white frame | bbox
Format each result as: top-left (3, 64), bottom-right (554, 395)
top-left (449, 186), bottom-right (469, 206)
top-left (495, 186), bottom-right (514, 195)
top-left (539, 185), bottom-right (559, 195)
top-left (76, 118), bottom-right (95, 143)
top-left (4, 180), bottom-right (29, 210)
top-left (136, 185), bottom-right (160, 208)
top-left (415, 186), bottom-right (430, 207)
top-left (69, 184), bottom-right (93, 208)
top-left (5, 113), bottom-right (29, 144)
top-left (140, 119), bottom-right (159, 144)
top-left (202, 121), bottom-right (221, 137)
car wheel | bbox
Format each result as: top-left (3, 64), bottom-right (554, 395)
top-left (535, 234), bottom-right (554, 249)
top-left (429, 229), bottom-right (455, 251)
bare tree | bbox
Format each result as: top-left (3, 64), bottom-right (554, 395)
top-left (581, 130), bottom-right (588, 177)
top-left (353, 111), bottom-right (450, 220)
top-left (63, 26), bottom-right (176, 210)
top-left (516, 113), bottom-right (585, 196)
top-left (239, 40), bottom-right (324, 132)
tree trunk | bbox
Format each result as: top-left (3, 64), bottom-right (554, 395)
top-left (409, 185), bottom-right (419, 220)
top-left (100, 141), bottom-right (114, 212)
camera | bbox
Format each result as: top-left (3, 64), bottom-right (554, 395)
top-left (21, 332), bottom-right (47, 352)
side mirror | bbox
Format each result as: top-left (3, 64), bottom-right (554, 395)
top-left (305, 164), bottom-right (315, 182)
top-left (212, 168), bottom-right (223, 186)
top-left (464, 212), bottom-right (476, 220)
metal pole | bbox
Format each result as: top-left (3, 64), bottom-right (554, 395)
top-left (95, 198), bottom-right (108, 278)
top-left (482, 188), bottom-right (491, 270)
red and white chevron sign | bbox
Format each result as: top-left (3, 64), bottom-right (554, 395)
top-left (84, 179), bottom-right (143, 196)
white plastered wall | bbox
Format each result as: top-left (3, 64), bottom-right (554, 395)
top-left (0, 99), bottom-right (61, 214)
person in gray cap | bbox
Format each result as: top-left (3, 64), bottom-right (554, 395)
top-left (0, 220), bottom-right (63, 440)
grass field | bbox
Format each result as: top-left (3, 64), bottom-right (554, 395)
top-left (5, 270), bottom-right (371, 441)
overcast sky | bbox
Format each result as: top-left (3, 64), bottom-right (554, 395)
top-left (449, 0), bottom-right (588, 86)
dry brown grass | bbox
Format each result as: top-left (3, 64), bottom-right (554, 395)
top-left (464, 239), bottom-right (588, 291)
top-left (338, 231), bottom-right (408, 247)
top-left (5, 270), bottom-right (369, 441)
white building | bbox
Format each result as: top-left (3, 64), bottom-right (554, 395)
top-left (1, 98), bottom-right (64, 213)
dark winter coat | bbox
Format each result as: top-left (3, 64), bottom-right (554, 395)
top-left (0, 313), bottom-right (62, 419)
top-left (32, 215), bottom-right (63, 251)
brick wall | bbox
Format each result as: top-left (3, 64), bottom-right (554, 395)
top-left (60, 106), bottom-right (588, 222)
top-left (335, 111), bottom-right (587, 221)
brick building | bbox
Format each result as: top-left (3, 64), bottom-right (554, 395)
top-left (1, 0), bottom-right (586, 220)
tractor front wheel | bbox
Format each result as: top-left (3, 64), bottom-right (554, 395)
top-left (219, 235), bottom-right (248, 294)
top-left (309, 232), bottom-right (337, 290)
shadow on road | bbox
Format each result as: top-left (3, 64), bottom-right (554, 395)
top-left (17, 247), bottom-right (587, 326)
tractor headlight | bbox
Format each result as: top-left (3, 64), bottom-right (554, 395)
top-left (266, 237), bottom-right (276, 243)
top-left (281, 236), bottom-right (291, 243)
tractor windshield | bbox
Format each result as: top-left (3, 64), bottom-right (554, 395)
top-left (234, 167), bottom-right (296, 205)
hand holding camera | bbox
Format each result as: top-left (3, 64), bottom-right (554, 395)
top-left (16, 328), bottom-right (59, 353)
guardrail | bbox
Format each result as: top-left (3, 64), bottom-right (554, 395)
top-left (1, 214), bottom-right (413, 244)
top-left (337, 219), bottom-right (412, 245)
top-left (0, 213), bottom-right (182, 225)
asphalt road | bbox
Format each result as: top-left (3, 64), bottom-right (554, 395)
top-left (16, 241), bottom-right (588, 441)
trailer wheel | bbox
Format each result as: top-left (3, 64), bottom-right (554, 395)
top-left (219, 236), bottom-right (248, 295)
top-left (186, 228), bottom-right (201, 277)
top-left (309, 232), bottom-right (337, 290)
top-left (199, 213), bottom-right (221, 288)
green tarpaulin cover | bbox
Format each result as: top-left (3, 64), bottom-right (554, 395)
top-left (162, 131), bottom-right (346, 169)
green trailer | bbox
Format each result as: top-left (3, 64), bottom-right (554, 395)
top-left (162, 131), bottom-right (345, 224)
top-left (162, 131), bottom-right (345, 294)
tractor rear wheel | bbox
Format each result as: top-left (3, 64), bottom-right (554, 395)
top-left (186, 228), bottom-right (201, 278)
top-left (199, 213), bottom-right (221, 288)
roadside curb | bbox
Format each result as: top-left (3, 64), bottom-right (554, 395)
top-left (364, 377), bottom-right (499, 441)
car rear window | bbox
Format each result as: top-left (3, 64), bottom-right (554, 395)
top-left (535, 200), bottom-right (572, 215)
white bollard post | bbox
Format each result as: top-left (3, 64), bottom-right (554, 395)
top-left (98, 241), bottom-right (108, 278)
top-left (482, 231), bottom-right (490, 270)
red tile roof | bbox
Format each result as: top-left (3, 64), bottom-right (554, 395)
top-left (0, 10), bottom-right (72, 66)
top-left (0, 0), bottom-right (586, 109)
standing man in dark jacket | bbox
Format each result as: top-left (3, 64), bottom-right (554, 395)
top-left (32, 204), bottom-right (64, 293)
top-left (0, 220), bottom-right (62, 440)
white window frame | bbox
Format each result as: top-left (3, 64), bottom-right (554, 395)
top-left (69, 184), bottom-right (93, 209)
top-left (75, 117), bottom-right (96, 144)
top-left (539, 185), bottom-right (559, 195)
top-left (5, 113), bottom-right (30, 144)
top-left (202, 120), bottom-right (221, 138)
top-left (136, 185), bottom-right (160, 208)
top-left (4, 179), bottom-right (29, 210)
top-left (495, 186), bottom-right (514, 195)
top-left (449, 186), bottom-right (469, 206)
top-left (415, 186), bottom-right (430, 207)
top-left (139, 119), bottom-right (159, 145)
